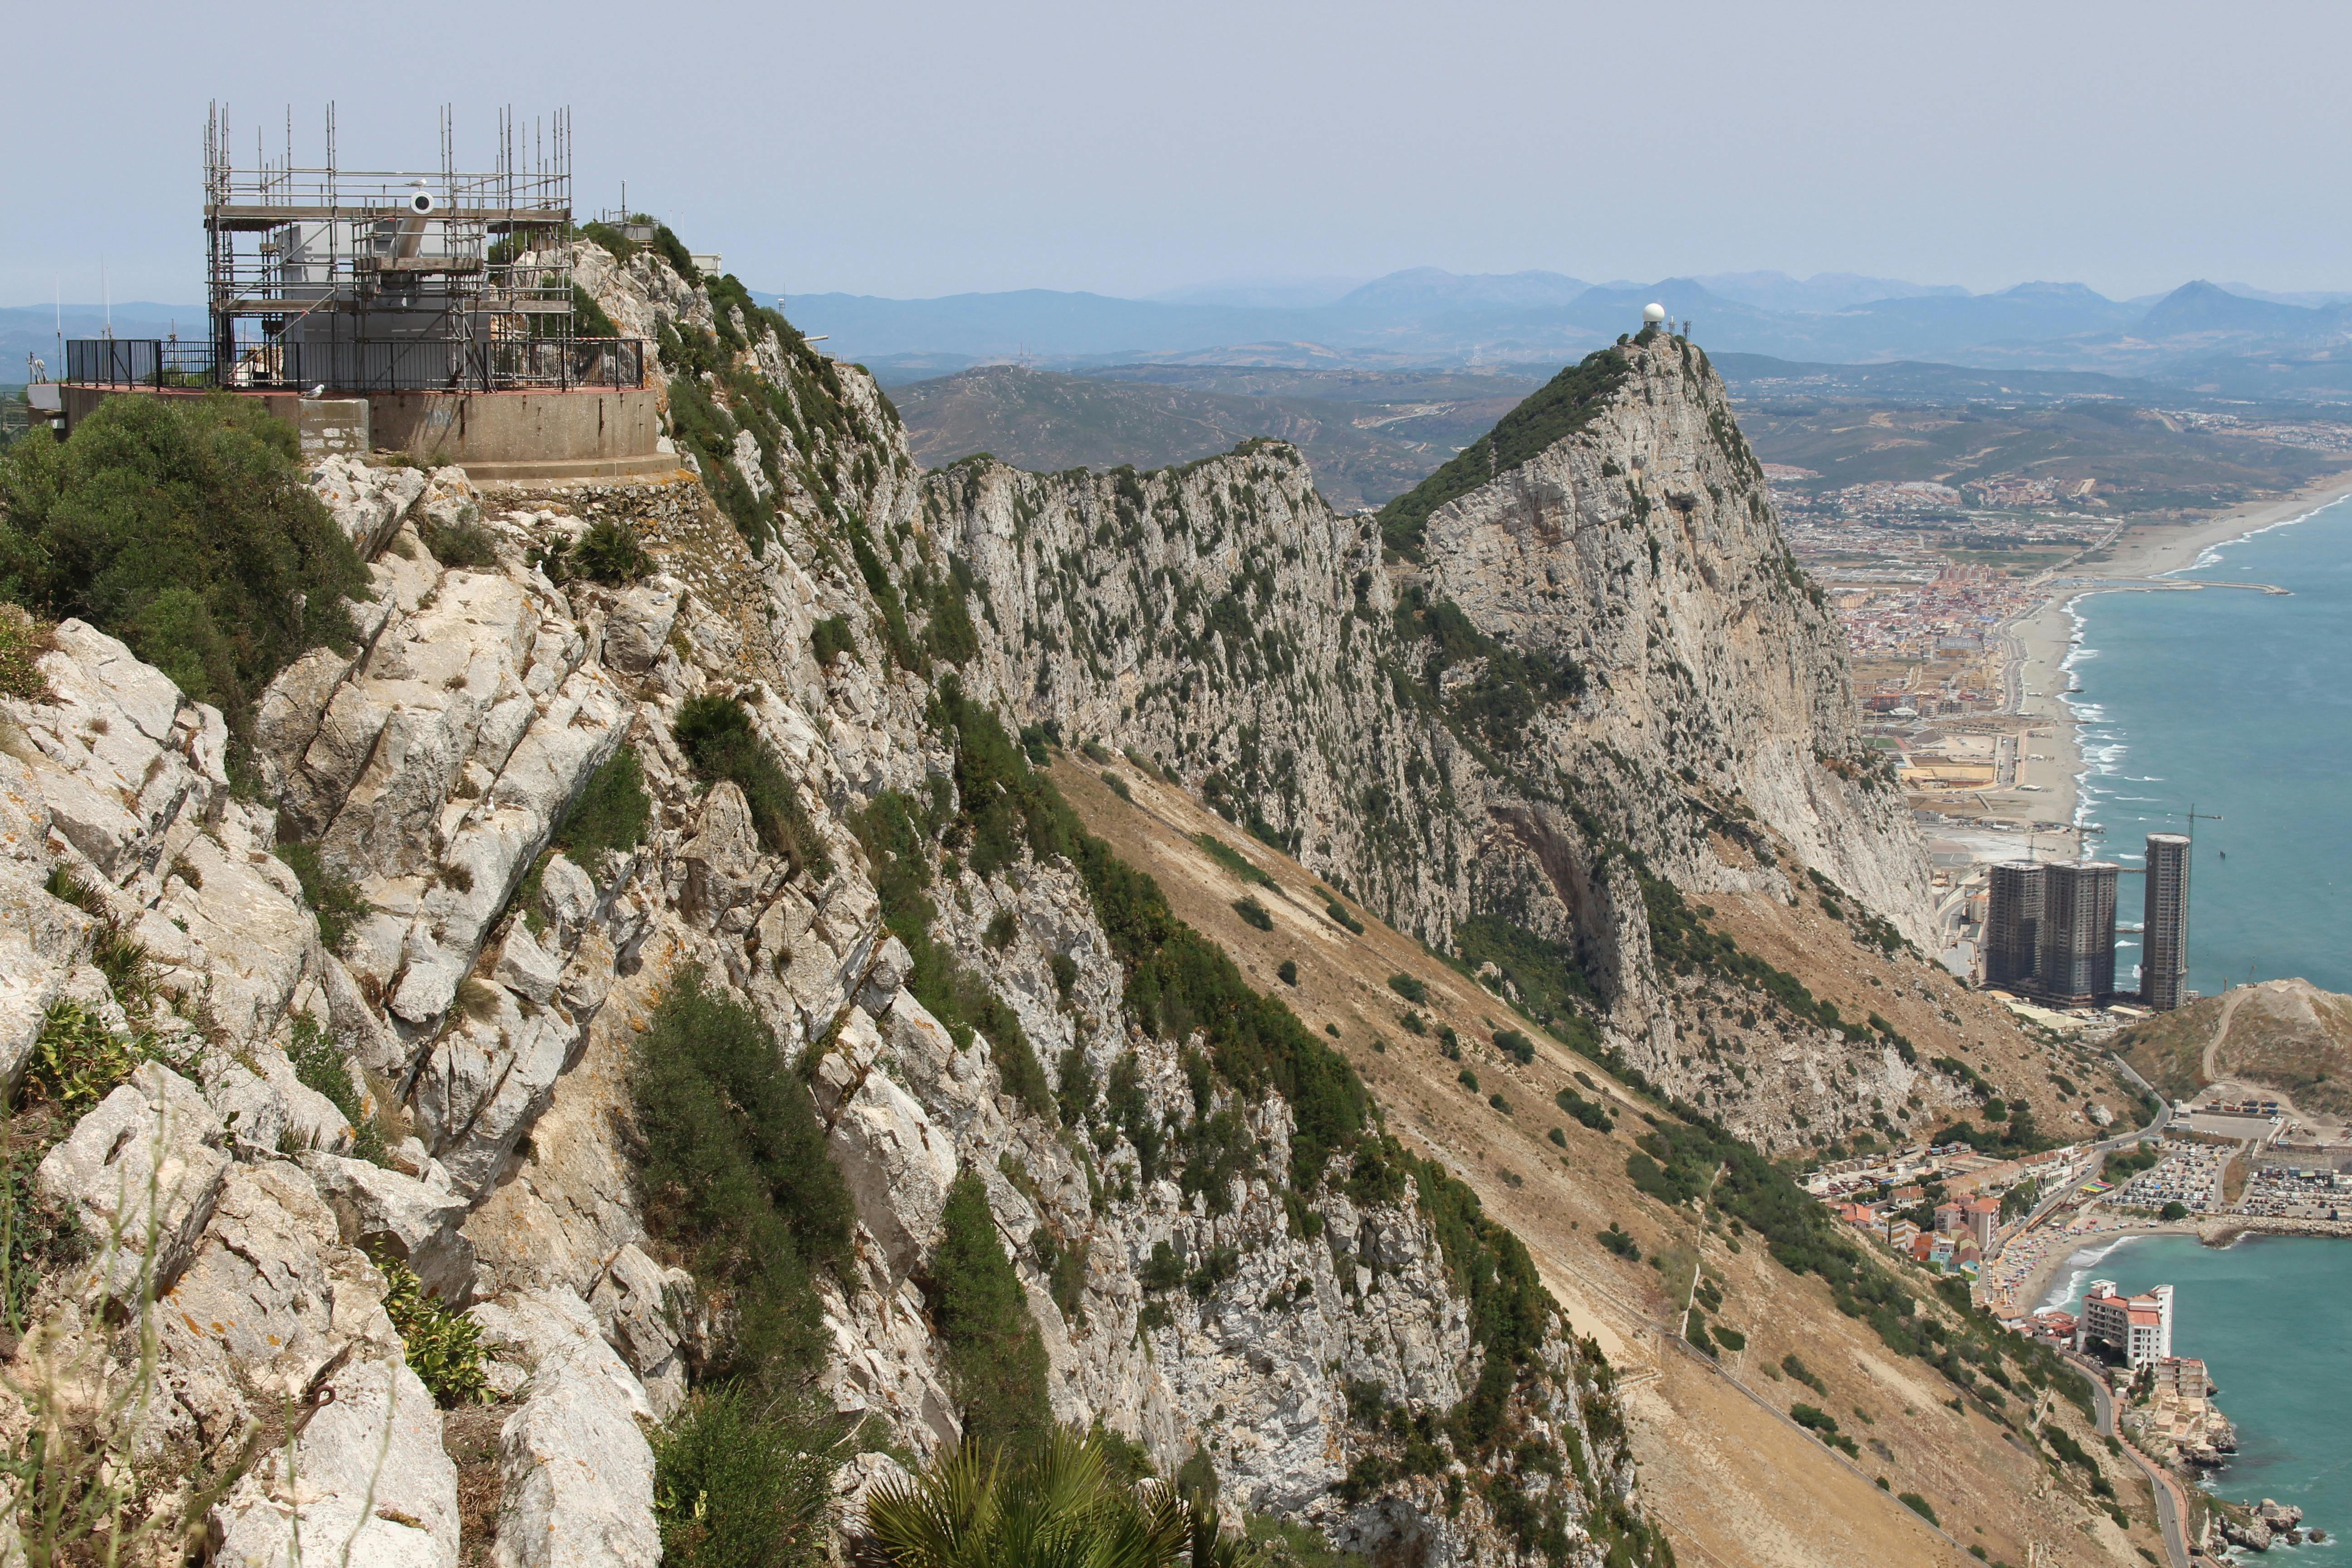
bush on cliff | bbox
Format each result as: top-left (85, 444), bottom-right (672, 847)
top-left (931, 1171), bottom-right (1053, 1455)
top-left (0, 391), bottom-right (366, 743)
top-left (631, 966), bottom-right (853, 1387)
top-left (675, 694), bottom-right (832, 880)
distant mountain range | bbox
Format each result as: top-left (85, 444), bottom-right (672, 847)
top-left (770, 272), bottom-right (2352, 400)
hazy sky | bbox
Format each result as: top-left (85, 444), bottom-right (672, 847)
top-left (11, 0), bottom-right (2351, 305)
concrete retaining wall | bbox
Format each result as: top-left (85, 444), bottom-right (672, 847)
top-left (368, 389), bottom-right (661, 464)
top-left (58, 386), bottom-right (661, 468)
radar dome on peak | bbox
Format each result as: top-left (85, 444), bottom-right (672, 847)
top-left (1642, 302), bottom-right (1668, 323)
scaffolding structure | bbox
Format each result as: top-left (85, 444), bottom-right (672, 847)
top-left (68, 106), bottom-right (641, 394)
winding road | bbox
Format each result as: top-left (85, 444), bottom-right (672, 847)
top-left (2065, 1349), bottom-right (2197, 1567)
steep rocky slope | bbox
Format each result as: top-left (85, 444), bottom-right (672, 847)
top-left (1047, 763), bottom-right (2173, 1568)
top-left (915, 335), bottom-right (2092, 1158)
top-left (0, 245), bottom-right (1662, 1568)
top-left (0, 233), bottom-right (2140, 1568)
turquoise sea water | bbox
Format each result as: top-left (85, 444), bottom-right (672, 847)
top-left (2052, 503), bottom-right (2352, 1545)
top-left (2044, 1234), bottom-right (2351, 1551)
top-left (2067, 495), bottom-right (2352, 996)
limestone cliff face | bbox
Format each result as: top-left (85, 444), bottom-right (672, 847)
top-left (0, 251), bottom-right (1651, 1568)
top-left (919, 337), bottom-right (1937, 1136)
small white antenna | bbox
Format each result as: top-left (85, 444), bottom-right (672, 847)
top-left (102, 259), bottom-right (111, 339)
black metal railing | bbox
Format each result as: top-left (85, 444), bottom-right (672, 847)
top-left (65, 339), bottom-right (220, 387)
top-left (65, 337), bottom-right (647, 393)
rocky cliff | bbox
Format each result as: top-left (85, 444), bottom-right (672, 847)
top-left (0, 245), bottom-right (1664, 1568)
top-left (916, 334), bottom-right (1965, 1152)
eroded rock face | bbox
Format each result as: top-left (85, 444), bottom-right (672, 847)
top-left (916, 339), bottom-right (1941, 1151)
top-left (39, 1062), bottom-right (230, 1303)
top-left (0, 244), bottom-right (1659, 1568)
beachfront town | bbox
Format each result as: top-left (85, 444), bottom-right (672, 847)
top-left (1795, 1097), bottom-right (2346, 1548)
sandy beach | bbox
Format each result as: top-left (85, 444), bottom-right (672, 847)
top-left (1990, 471), bottom-right (2352, 840)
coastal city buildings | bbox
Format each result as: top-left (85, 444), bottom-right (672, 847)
top-left (1984, 861), bottom-right (2043, 988)
top-left (2037, 861), bottom-right (2118, 1003)
top-left (2141, 832), bottom-right (2193, 1010)
top-left (2078, 1280), bottom-right (2175, 1367)
top-left (1983, 858), bottom-right (2119, 1002)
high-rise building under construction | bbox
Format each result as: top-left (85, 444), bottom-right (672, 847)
top-left (1985, 861), bottom-right (2044, 988)
top-left (2141, 832), bottom-right (2193, 1010)
top-left (2036, 861), bottom-right (2119, 1004)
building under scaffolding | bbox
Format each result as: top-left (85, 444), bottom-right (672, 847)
top-left (69, 106), bottom-right (641, 395)
top-left (60, 107), bottom-right (662, 477)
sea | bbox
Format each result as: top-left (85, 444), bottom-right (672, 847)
top-left (2043, 494), bottom-right (2352, 1547)
top-left (2068, 495), bottom-right (2352, 997)
top-left (2041, 1235), bottom-right (2351, 1554)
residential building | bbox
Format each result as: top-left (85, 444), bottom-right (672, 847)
top-left (2078, 1279), bottom-right (2175, 1367)
top-left (2142, 833), bottom-right (2192, 1011)
top-left (1984, 860), bottom-right (2043, 988)
top-left (2036, 861), bottom-right (2119, 1004)
top-left (1934, 1201), bottom-right (1964, 1235)
top-left (1964, 1196), bottom-right (2001, 1251)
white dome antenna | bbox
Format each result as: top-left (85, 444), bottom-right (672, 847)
top-left (1642, 302), bottom-right (1667, 326)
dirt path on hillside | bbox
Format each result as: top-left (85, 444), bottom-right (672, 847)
top-left (2200, 986), bottom-right (2251, 1085)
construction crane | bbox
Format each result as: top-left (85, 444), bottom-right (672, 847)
top-left (2172, 804), bottom-right (2223, 839)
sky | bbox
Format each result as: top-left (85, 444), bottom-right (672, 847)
top-left (10, 0), bottom-right (2352, 306)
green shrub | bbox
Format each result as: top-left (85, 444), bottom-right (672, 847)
top-left (285, 1014), bottom-right (387, 1164)
top-left (632, 967), bottom-right (853, 1386)
top-left (0, 391), bottom-right (367, 743)
top-left (1276, 960), bottom-right (1298, 986)
top-left (20, 1000), bottom-right (145, 1115)
top-left (0, 1146), bottom-right (82, 1331)
top-left (581, 220), bottom-right (638, 263)
top-left (1458, 1068), bottom-right (1480, 1092)
top-left (1487, 1093), bottom-right (1511, 1114)
top-left (1554, 1086), bottom-right (1615, 1133)
top-left (1494, 1029), bottom-right (1535, 1065)
top-left (570, 518), bottom-right (652, 584)
top-left (1194, 833), bottom-right (1277, 890)
top-left (570, 282), bottom-right (620, 339)
top-left (851, 785), bottom-right (1052, 1121)
top-left (1897, 1492), bottom-right (1938, 1527)
top-left (275, 838), bottom-right (370, 954)
top-left (1782, 1354), bottom-right (1826, 1393)
top-left (1325, 900), bottom-right (1364, 935)
top-left (931, 1171), bottom-right (1050, 1453)
top-left (1233, 897), bottom-right (1273, 931)
top-left (808, 615), bottom-right (856, 666)
top-left (1597, 1223), bottom-right (1638, 1260)
top-left (1050, 953), bottom-right (1080, 999)
top-left (1101, 769), bottom-right (1133, 802)
top-left (1713, 1323), bottom-right (1746, 1352)
top-left (675, 695), bottom-right (830, 880)
top-left (421, 514), bottom-right (499, 569)
top-left (555, 744), bottom-right (652, 872)
top-left (1387, 974), bottom-right (1427, 1004)
top-left (45, 869), bottom-right (156, 1008)
top-left (652, 224), bottom-right (700, 284)
top-left (380, 1258), bottom-right (488, 1406)
top-left (0, 605), bottom-right (50, 701)
top-left (653, 1387), bottom-right (843, 1568)
top-left (2159, 1200), bottom-right (2188, 1222)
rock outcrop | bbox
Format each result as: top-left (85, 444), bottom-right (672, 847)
top-left (0, 242), bottom-right (1673, 1568)
top-left (914, 335), bottom-right (1943, 1148)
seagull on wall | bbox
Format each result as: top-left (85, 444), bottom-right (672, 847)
top-left (308, 383), bottom-right (326, 398)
